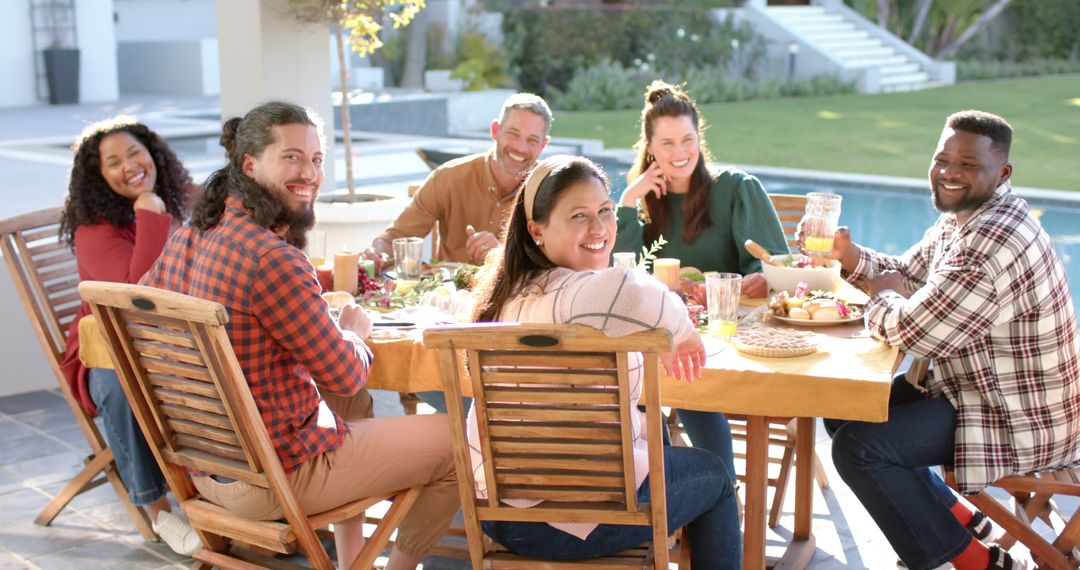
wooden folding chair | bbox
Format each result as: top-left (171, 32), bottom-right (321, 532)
top-left (80, 281), bottom-right (422, 570)
top-left (424, 322), bottom-right (688, 569)
top-left (907, 358), bottom-right (1080, 569)
top-left (0, 207), bottom-right (155, 539)
top-left (944, 466), bottom-right (1080, 569)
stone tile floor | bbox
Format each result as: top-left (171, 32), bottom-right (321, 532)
top-left (6, 386), bottom-right (1057, 570)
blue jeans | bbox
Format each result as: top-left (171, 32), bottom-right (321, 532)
top-left (825, 373), bottom-right (970, 570)
top-left (481, 446), bottom-right (742, 569)
top-left (88, 368), bottom-right (167, 506)
top-left (675, 409), bottom-right (736, 482)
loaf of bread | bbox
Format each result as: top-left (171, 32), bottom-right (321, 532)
top-left (788, 307), bottom-right (812, 320)
top-left (804, 299), bottom-right (841, 321)
top-left (321, 291), bottom-right (355, 310)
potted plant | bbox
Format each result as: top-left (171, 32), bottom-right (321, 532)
top-left (40, 1), bottom-right (80, 105)
top-left (288, 1), bottom-right (426, 254)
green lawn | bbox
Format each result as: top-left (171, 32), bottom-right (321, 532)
top-left (550, 75), bottom-right (1080, 191)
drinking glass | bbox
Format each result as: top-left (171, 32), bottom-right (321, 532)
top-left (800, 192), bottom-right (842, 256)
top-left (612, 251), bottom-right (637, 270)
top-left (706, 272), bottom-right (742, 339)
top-left (393, 237), bottom-right (424, 280)
top-left (306, 229), bottom-right (327, 266)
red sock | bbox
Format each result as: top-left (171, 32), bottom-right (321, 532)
top-left (950, 501), bottom-right (975, 528)
top-left (951, 538), bottom-right (990, 570)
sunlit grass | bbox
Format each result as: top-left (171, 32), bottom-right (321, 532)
top-left (552, 75), bottom-right (1080, 191)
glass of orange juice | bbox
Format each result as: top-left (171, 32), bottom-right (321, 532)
top-left (801, 193), bottom-right (842, 256)
top-left (706, 272), bottom-right (741, 339)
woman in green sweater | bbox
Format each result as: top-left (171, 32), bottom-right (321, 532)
top-left (613, 80), bottom-right (790, 477)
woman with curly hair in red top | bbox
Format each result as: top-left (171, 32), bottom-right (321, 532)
top-left (58, 116), bottom-right (200, 555)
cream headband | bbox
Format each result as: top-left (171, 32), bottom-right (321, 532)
top-left (522, 156), bottom-right (571, 221)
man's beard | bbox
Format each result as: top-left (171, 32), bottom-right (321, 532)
top-left (238, 175), bottom-right (316, 250)
top-left (931, 184), bottom-right (993, 215)
top-left (495, 145), bottom-right (533, 179)
top-left (277, 202), bottom-right (315, 250)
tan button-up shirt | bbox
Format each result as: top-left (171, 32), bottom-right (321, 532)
top-left (377, 151), bottom-right (515, 262)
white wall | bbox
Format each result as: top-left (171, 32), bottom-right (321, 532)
top-left (113, 0), bottom-right (217, 41)
top-left (217, 0), bottom-right (336, 188)
top-left (78, 0), bottom-right (119, 103)
top-left (0, 2), bottom-right (37, 107)
top-left (117, 39), bottom-right (220, 96)
top-left (0, 255), bottom-right (55, 397)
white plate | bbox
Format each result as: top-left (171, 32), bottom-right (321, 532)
top-left (771, 314), bottom-right (863, 327)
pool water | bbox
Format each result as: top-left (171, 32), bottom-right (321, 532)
top-left (596, 159), bottom-right (1080, 310)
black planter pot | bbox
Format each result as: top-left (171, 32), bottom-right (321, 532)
top-left (43, 47), bottom-right (80, 105)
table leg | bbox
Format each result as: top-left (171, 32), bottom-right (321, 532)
top-left (774, 417), bottom-right (817, 569)
top-left (744, 415), bottom-right (768, 570)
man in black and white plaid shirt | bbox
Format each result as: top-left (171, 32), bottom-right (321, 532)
top-left (823, 110), bottom-right (1080, 570)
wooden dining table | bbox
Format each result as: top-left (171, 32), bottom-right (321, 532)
top-left (80, 305), bottom-right (900, 569)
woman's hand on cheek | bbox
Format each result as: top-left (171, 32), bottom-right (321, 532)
top-left (619, 161), bottom-right (667, 207)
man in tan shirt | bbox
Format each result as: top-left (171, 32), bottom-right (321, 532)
top-left (364, 93), bottom-right (552, 267)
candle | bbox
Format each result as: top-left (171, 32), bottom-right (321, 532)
top-left (359, 259), bottom-right (376, 279)
top-left (652, 258), bottom-right (680, 290)
top-left (333, 251), bottom-right (361, 294)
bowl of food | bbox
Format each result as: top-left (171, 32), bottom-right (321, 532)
top-left (761, 254), bottom-right (843, 295)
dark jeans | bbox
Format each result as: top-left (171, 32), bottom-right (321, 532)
top-left (89, 368), bottom-right (167, 506)
top-left (676, 409), bottom-right (736, 482)
top-left (482, 446), bottom-right (742, 569)
top-left (825, 373), bottom-right (970, 570)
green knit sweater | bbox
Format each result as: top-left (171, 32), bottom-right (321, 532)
top-left (614, 168), bottom-right (789, 275)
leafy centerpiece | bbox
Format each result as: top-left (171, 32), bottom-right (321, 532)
top-left (357, 264), bottom-right (479, 310)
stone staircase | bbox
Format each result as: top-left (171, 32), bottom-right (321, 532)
top-left (742, 1), bottom-right (954, 94)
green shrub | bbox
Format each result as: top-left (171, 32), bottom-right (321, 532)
top-left (958, 58), bottom-right (1080, 81)
top-left (502, 7), bottom-right (766, 96)
top-left (548, 59), bottom-right (649, 111)
top-left (451, 33), bottom-right (512, 90)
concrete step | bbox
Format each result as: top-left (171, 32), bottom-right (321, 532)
top-left (808, 36), bottom-right (882, 50)
top-left (767, 5), bottom-right (828, 15)
top-left (788, 22), bottom-right (858, 35)
top-left (831, 45), bottom-right (896, 59)
top-left (880, 62), bottom-right (921, 75)
top-left (810, 30), bottom-right (872, 46)
top-left (880, 71), bottom-right (930, 85)
top-left (843, 54), bottom-right (909, 68)
top-left (881, 80), bottom-right (939, 93)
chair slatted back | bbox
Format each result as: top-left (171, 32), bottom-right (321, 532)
top-left (424, 323), bottom-right (673, 569)
top-left (0, 207), bottom-right (80, 374)
top-left (83, 282), bottom-right (427, 569)
top-left (79, 282), bottom-right (273, 489)
top-left (768, 193), bottom-right (808, 253)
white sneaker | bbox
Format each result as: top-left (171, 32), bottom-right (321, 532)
top-left (153, 510), bottom-right (202, 557)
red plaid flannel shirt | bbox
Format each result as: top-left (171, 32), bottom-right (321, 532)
top-left (142, 197), bottom-right (372, 472)
top-left (849, 185), bottom-right (1080, 492)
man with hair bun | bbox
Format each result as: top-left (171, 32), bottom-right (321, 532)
top-left (822, 110), bottom-right (1080, 570)
top-left (142, 101), bottom-right (459, 570)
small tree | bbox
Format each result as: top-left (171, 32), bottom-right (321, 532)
top-left (289, 1), bottom-right (426, 201)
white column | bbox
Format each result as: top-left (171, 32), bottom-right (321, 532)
top-left (215, 0), bottom-right (336, 187)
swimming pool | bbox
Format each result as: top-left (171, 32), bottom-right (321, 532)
top-left (596, 158), bottom-right (1080, 311)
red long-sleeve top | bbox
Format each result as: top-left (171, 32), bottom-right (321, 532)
top-left (60, 209), bottom-right (173, 416)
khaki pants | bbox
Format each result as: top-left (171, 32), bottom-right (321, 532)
top-left (193, 390), bottom-right (459, 557)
